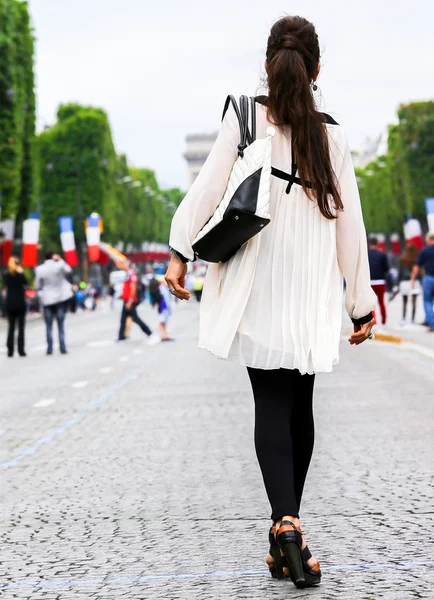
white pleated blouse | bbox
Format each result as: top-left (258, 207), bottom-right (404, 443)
top-left (170, 100), bottom-right (376, 374)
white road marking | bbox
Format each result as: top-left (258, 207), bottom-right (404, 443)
top-left (87, 340), bottom-right (114, 348)
top-left (99, 367), bottom-right (113, 374)
top-left (72, 381), bottom-right (88, 389)
top-left (119, 356), bottom-right (129, 362)
top-left (33, 398), bottom-right (56, 408)
top-left (133, 348), bottom-right (143, 355)
top-left (400, 341), bottom-right (434, 361)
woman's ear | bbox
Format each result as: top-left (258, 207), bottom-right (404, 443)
top-left (264, 61), bottom-right (268, 75)
top-left (313, 62), bottom-right (321, 82)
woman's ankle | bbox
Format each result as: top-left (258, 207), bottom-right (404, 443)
top-left (275, 515), bottom-right (301, 529)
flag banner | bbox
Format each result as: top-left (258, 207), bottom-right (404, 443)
top-left (22, 217), bottom-right (40, 267)
top-left (86, 215), bottom-right (101, 262)
top-left (98, 252), bottom-right (110, 266)
top-left (426, 198), bottom-right (434, 233)
top-left (390, 233), bottom-right (401, 255)
top-left (375, 233), bottom-right (386, 253)
top-left (59, 216), bottom-right (79, 267)
top-left (404, 218), bottom-right (424, 250)
top-left (100, 242), bottom-right (128, 268)
top-left (0, 217), bottom-right (15, 265)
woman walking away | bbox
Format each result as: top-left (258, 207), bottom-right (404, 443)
top-left (399, 243), bottom-right (420, 325)
top-left (3, 256), bottom-right (27, 357)
top-left (166, 15), bottom-right (376, 589)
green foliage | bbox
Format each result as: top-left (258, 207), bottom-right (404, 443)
top-left (38, 104), bottom-right (118, 253)
top-left (37, 104), bottom-right (182, 255)
top-left (357, 101), bottom-right (434, 234)
top-left (0, 0), bottom-right (36, 223)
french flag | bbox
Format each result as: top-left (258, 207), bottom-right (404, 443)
top-left (22, 215), bottom-right (40, 267)
top-left (59, 216), bottom-right (79, 267)
top-left (404, 218), bottom-right (424, 250)
top-left (86, 214), bottom-right (101, 262)
top-left (426, 198), bottom-right (434, 233)
top-left (376, 233), bottom-right (386, 253)
top-left (390, 233), bottom-right (401, 255)
top-left (0, 217), bottom-right (15, 265)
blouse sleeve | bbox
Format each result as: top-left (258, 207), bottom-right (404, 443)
top-left (169, 104), bottom-right (240, 261)
top-left (336, 137), bottom-right (377, 321)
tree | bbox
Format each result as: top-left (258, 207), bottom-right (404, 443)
top-left (0, 0), bottom-right (37, 223)
top-left (38, 104), bottom-right (118, 254)
top-left (356, 101), bottom-right (434, 235)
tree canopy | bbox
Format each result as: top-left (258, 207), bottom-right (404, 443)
top-left (0, 0), bottom-right (36, 227)
top-left (37, 103), bottom-right (182, 253)
top-left (357, 101), bottom-right (434, 234)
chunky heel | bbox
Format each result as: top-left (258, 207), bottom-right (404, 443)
top-left (284, 541), bottom-right (305, 587)
top-left (277, 520), bottom-right (306, 588)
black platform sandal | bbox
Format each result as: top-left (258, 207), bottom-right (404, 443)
top-left (268, 525), bottom-right (287, 580)
top-left (276, 520), bottom-right (306, 588)
top-left (301, 545), bottom-right (322, 586)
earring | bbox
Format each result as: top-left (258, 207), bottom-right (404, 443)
top-left (311, 81), bottom-right (318, 92)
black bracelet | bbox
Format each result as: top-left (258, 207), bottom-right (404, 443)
top-left (351, 312), bottom-right (374, 326)
top-left (169, 247), bottom-right (189, 264)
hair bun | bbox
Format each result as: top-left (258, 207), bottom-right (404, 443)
top-left (280, 34), bottom-right (304, 54)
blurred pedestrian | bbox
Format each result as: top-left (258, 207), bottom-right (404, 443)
top-left (411, 232), bottom-right (434, 332)
top-left (117, 262), bottom-right (159, 344)
top-left (193, 274), bottom-right (204, 302)
top-left (166, 15), bottom-right (376, 588)
top-left (368, 235), bottom-right (389, 325)
top-left (35, 251), bottom-right (73, 355)
top-left (108, 283), bottom-right (116, 309)
top-left (156, 277), bottom-right (174, 341)
top-left (148, 275), bottom-right (161, 308)
top-left (398, 243), bottom-right (420, 325)
top-left (3, 256), bottom-right (27, 357)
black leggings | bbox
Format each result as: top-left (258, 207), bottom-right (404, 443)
top-left (247, 367), bottom-right (315, 521)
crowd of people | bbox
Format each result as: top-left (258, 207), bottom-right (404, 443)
top-left (1, 249), bottom-right (207, 357)
top-left (2, 232), bottom-right (434, 358)
top-left (367, 232), bottom-right (434, 331)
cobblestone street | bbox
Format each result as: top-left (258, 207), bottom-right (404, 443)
top-left (1, 300), bottom-right (433, 599)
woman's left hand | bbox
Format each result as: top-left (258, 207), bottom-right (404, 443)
top-left (348, 319), bottom-right (375, 345)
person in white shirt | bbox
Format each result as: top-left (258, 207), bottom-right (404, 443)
top-left (35, 251), bottom-right (73, 355)
top-left (166, 15), bottom-right (375, 588)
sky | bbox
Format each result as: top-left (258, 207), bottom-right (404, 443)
top-left (30, 0), bottom-right (434, 190)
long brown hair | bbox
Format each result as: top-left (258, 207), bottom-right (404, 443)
top-left (265, 16), bottom-right (343, 219)
top-left (399, 243), bottom-right (418, 269)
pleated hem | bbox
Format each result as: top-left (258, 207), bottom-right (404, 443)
top-left (199, 341), bottom-right (339, 376)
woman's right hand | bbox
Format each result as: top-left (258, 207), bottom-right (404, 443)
top-left (165, 257), bottom-right (190, 301)
top-left (348, 319), bottom-right (375, 345)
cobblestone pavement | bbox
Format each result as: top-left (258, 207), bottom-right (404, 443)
top-left (1, 301), bottom-right (433, 599)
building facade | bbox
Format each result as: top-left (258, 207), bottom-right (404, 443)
top-left (184, 132), bottom-right (218, 187)
top-left (351, 130), bottom-right (389, 169)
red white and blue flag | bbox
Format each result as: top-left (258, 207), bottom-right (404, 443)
top-left (59, 216), bottom-right (79, 267)
top-left (0, 217), bottom-right (15, 265)
top-left (86, 214), bottom-right (101, 262)
top-left (404, 218), bottom-right (424, 250)
top-left (425, 198), bottom-right (434, 233)
top-left (22, 215), bottom-right (40, 267)
top-left (390, 233), bottom-right (401, 255)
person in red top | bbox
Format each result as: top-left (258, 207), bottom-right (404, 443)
top-left (117, 263), bottom-right (159, 344)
